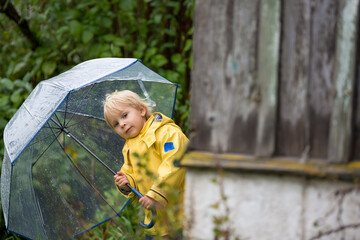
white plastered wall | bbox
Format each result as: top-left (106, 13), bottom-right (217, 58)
top-left (183, 169), bottom-right (360, 240)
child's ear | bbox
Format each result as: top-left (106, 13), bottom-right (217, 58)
top-left (140, 106), bottom-right (146, 117)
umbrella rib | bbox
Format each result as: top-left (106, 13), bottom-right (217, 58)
top-left (65, 118), bottom-right (94, 130)
top-left (57, 110), bottom-right (105, 121)
top-left (53, 112), bottom-right (63, 127)
top-left (52, 131), bottom-right (120, 216)
top-left (49, 120), bottom-right (67, 150)
top-left (30, 161), bottom-right (50, 240)
top-left (32, 131), bottom-right (62, 167)
top-left (63, 94), bottom-right (69, 127)
top-left (65, 84), bottom-right (95, 127)
top-left (50, 118), bottom-right (116, 175)
top-left (32, 121), bottom-right (63, 167)
top-left (56, 186), bottom-right (88, 230)
top-left (28, 129), bottom-right (61, 147)
top-left (42, 125), bottom-right (61, 130)
top-left (38, 135), bottom-right (92, 231)
top-left (59, 113), bottom-right (104, 130)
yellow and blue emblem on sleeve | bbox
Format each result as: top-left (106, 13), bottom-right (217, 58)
top-left (164, 142), bottom-right (175, 152)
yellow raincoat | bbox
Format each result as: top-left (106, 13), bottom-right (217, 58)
top-left (118, 112), bottom-right (188, 236)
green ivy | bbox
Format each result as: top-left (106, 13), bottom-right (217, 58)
top-left (0, 0), bottom-right (193, 239)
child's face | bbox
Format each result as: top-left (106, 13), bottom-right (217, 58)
top-left (107, 103), bottom-right (147, 139)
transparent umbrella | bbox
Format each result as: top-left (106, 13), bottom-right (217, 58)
top-left (1, 58), bottom-right (178, 240)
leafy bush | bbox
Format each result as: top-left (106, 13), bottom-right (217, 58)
top-left (0, 0), bottom-right (193, 239)
top-left (78, 202), bottom-right (145, 240)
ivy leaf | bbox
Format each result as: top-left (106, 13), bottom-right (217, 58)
top-left (113, 37), bottom-right (125, 47)
top-left (171, 53), bottom-right (182, 64)
top-left (0, 118), bottom-right (7, 130)
top-left (189, 52), bottom-right (193, 69)
top-left (6, 62), bottom-right (15, 77)
top-left (23, 72), bottom-right (33, 82)
top-left (144, 48), bottom-right (157, 62)
top-left (69, 20), bottom-right (82, 38)
top-left (42, 61), bottom-right (57, 75)
top-left (14, 79), bottom-right (27, 88)
top-left (120, 0), bottom-right (136, 11)
top-left (101, 17), bottom-right (112, 28)
top-left (0, 95), bottom-right (10, 111)
top-left (154, 14), bottom-right (162, 24)
top-left (82, 30), bottom-right (94, 44)
top-left (151, 54), bottom-right (168, 67)
top-left (14, 59), bottom-right (29, 75)
top-left (10, 89), bottom-right (23, 106)
top-left (0, 78), bottom-right (14, 91)
top-left (56, 26), bottom-right (69, 37)
top-left (184, 39), bottom-right (192, 52)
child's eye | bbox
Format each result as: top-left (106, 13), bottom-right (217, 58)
top-left (114, 122), bottom-right (119, 127)
top-left (122, 113), bottom-right (128, 118)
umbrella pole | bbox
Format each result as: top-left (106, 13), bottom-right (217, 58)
top-left (50, 118), bottom-right (116, 175)
top-left (50, 117), bottom-right (156, 228)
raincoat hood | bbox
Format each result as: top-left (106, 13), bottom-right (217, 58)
top-left (139, 113), bottom-right (175, 146)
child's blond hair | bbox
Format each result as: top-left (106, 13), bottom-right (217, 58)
top-left (103, 90), bottom-right (153, 127)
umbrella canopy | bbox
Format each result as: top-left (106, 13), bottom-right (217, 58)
top-left (1, 58), bottom-right (178, 240)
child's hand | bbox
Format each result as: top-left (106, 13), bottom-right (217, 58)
top-left (114, 171), bottom-right (130, 191)
top-left (139, 196), bottom-right (164, 210)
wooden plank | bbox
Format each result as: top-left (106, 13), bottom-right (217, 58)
top-left (276, 0), bottom-right (312, 157)
top-left (308, 0), bottom-right (337, 159)
top-left (178, 151), bottom-right (360, 182)
top-left (190, 0), bottom-right (260, 154)
top-left (351, 4), bottom-right (360, 160)
top-left (353, 76), bottom-right (360, 159)
top-left (328, 0), bottom-right (359, 163)
top-left (255, 0), bottom-right (281, 157)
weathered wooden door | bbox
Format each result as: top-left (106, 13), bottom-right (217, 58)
top-left (190, 0), bottom-right (360, 166)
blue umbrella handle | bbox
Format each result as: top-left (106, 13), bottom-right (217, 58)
top-left (126, 183), bottom-right (156, 229)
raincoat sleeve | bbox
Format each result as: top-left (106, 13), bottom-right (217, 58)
top-left (146, 125), bottom-right (188, 206)
top-left (116, 147), bottom-right (137, 198)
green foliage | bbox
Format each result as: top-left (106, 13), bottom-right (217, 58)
top-left (0, 76), bottom-right (32, 156)
top-left (0, 0), bottom-right (193, 239)
top-left (78, 203), bottom-right (145, 240)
